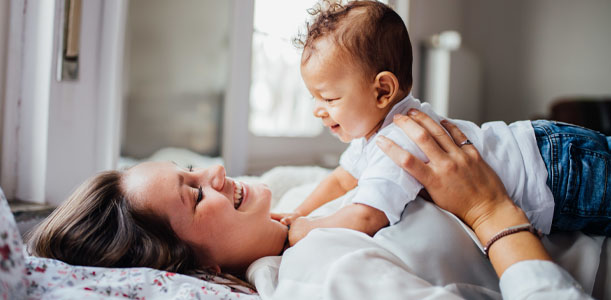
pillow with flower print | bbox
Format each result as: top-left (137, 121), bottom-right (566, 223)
top-left (0, 187), bottom-right (27, 299)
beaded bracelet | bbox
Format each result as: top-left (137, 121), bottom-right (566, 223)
top-left (483, 223), bottom-right (542, 257)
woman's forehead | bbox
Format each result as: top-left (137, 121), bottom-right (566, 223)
top-left (122, 162), bottom-right (178, 208)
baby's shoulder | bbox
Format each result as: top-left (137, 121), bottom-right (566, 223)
top-left (376, 124), bottom-right (412, 148)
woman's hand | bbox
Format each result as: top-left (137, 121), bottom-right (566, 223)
top-left (376, 109), bottom-right (513, 230)
top-left (271, 212), bottom-right (303, 226)
top-left (377, 109), bottom-right (550, 276)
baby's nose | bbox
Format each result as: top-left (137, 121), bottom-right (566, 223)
top-left (313, 103), bottom-right (328, 118)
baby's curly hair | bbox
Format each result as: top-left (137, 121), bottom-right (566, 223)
top-left (296, 0), bottom-right (413, 91)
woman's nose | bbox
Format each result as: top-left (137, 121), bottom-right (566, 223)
top-left (192, 165), bottom-right (226, 190)
top-left (208, 165), bottom-right (226, 190)
top-left (313, 101), bottom-right (328, 118)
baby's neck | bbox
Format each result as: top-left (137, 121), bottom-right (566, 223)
top-left (364, 93), bottom-right (409, 141)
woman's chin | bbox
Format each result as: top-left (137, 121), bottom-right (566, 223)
top-left (244, 183), bottom-right (272, 213)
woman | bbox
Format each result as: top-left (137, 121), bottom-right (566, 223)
top-left (27, 112), bottom-right (590, 298)
top-left (27, 163), bottom-right (288, 276)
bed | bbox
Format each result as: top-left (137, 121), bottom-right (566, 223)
top-left (1, 166), bottom-right (609, 299)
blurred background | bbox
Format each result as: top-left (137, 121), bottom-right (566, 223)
top-left (1, 0), bottom-right (610, 206)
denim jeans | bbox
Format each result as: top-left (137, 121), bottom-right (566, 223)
top-left (533, 120), bottom-right (611, 235)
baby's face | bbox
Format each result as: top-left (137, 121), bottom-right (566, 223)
top-left (300, 39), bottom-right (389, 143)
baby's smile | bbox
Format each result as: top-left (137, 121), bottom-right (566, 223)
top-left (329, 123), bottom-right (341, 133)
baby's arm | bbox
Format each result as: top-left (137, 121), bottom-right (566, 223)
top-left (276, 166), bottom-right (357, 224)
top-left (288, 203), bottom-right (388, 246)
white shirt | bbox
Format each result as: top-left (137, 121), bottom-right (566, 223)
top-left (339, 95), bottom-right (555, 233)
top-left (249, 249), bottom-right (590, 300)
top-left (501, 260), bottom-right (591, 300)
top-left (248, 198), bottom-right (590, 299)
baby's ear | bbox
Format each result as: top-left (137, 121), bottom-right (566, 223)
top-left (374, 71), bottom-right (399, 108)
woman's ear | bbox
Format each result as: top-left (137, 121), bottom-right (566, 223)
top-left (209, 264), bottom-right (221, 274)
top-left (374, 71), bottom-right (400, 109)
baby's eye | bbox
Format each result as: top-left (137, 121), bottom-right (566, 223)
top-left (187, 164), bottom-right (194, 172)
top-left (325, 98), bottom-right (338, 103)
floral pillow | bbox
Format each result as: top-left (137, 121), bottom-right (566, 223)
top-left (25, 256), bottom-right (260, 300)
top-left (0, 187), bottom-right (28, 299)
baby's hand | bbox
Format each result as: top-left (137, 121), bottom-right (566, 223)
top-left (270, 212), bottom-right (304, 225)
top-left (288, 217), bottom-right (313, 246)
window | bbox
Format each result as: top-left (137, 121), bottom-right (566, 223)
top-left (249, 0), bottom-right (322, 137)
top-left (248, 0), bottom-right (394, 138)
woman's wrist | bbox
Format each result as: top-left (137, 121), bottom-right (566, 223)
top-left (468, 198), bottom-right (551, 276)
top-left (469, 198), bottom-right (530, 246)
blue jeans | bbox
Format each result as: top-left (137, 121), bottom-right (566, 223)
top-left (533, 120), bottom-right (611, 236)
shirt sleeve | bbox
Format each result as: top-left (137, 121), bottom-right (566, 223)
top-left (500, 260), bottom-right (592, 300)
top-left (350, 124), bottom-right (429, 225)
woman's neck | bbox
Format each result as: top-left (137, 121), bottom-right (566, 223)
top-left (271, 220), bottom-right (290, 255)
top-left (221, 219), bottom-right (289, 275)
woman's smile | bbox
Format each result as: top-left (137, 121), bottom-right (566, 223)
top-left (233, 180), bottom-right (245, 210)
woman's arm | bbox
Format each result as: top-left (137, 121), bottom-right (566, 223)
top-left (376, 109), bottom-right (550, 276)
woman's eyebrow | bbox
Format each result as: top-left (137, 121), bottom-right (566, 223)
top-left (178, 174), bottom-right (185, 205)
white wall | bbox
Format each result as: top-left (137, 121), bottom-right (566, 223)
top-left (408, 0), bottom-right (464, 98)
top-left (408, 0), bottom-right (611, 123)
top-left (463, 0), bottom-right (611, 122)
top-left (0, 1), bottom-right (9, 180)
top-left (247, 133), bottom-right (346, 175)
top-left (122, 0), bottom-right (230, 158)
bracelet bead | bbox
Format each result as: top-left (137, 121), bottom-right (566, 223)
top-left (483, 223), bottom-right (542, 257)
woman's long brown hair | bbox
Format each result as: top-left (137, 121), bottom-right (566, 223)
top-left (25, 170), bottom-right (198, 273)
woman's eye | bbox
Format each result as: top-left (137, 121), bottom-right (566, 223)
top-left (195, 186), bottom-right (203, 205)
top-left (187, 164), bottom-right (194, 172)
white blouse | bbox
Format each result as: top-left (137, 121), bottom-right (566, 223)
top-left (248, 199), bottom-right (592, 299)
top-left (501, 260), bottom-right (591, 299)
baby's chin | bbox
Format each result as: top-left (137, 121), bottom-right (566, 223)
top-left (338, 136), bottom-right (353, 143)
top-left (332, 132), bottom-right (356, 143)
top-left (337, 133), bottom-right (366, 143)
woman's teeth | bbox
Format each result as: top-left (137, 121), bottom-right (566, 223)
top-left (234, 181), bottom-right (244, 209)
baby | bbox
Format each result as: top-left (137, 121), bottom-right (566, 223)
top-left (277, 0), bottom-right (611, 245)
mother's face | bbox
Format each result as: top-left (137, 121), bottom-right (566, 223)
top-left (122, 162), bottom-right (286, 271)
